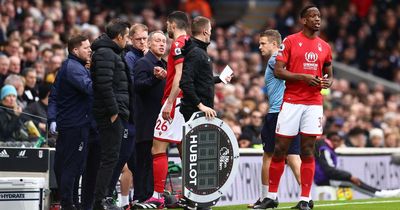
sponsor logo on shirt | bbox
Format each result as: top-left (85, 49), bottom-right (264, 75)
top-left (304, 52), bottom-right (319, 70)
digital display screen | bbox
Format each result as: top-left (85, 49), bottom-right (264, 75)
top-left (197, 130), bottom-right (219, 189)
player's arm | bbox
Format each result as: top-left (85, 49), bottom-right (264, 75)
top-left (274, 60), bottom-right (320, 86)
top-left (161, 62), bottom-right (182, 122)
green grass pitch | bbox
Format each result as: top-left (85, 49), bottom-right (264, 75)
top-left (211, 198), bottom-right (400, 210)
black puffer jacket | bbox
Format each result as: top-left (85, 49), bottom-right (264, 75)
top-left (90, 34), bottom-right (130, 126)
top-left (179, 37), bottom-right (221, 120)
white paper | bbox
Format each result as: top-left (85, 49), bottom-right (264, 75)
top-left (219, 65), bottom-right (233, 84)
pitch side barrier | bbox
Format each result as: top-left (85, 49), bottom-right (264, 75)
top-left (170, 147), bottom-right (400, 205)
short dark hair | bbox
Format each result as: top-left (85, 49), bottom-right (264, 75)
top-left (260, 29), bottom-right (282, 46)
top-left (38, 82), bottom-right (52, 100)
top-left (167, 11), bottom-right (189, 30)
top-left (326, 131), bottom-right (341, 140)
top-left (300, 4), bottom-right (318, 18)
top-left (105, 19), bottom-right (131, 39)
top-left (23, 43), bottom-right (35, 54)
top-left (21, 67), bottom-right (36, 77)
top-left (67, 34), bottom-right (89, 53)
top-left (191, 16), bottom-right (210, 36)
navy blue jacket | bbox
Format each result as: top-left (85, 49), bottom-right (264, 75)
top-left (134, 51), bottom-right (166, 142)
top-left (48, 54), bottom-right (92, 129)
top-left (125, 45), bottom-right (144, 73)
top-left (125, 46), bottom-right (144, 123)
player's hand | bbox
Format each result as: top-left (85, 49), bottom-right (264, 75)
top-left (162, 101), bottom-right (173, 122)
top-left (303, 74), bottom-right (321, 86)
top-left (321, 74), bottom-right (332, 89)
top-left (198, 103), bottom-right (217, 119)
top-left (110, 114), bottom-right (118, 123)
top-left (350, 176), bottom-right (361, 186)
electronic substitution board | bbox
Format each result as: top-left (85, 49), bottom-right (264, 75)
top-left (182, 112), bottom-right (239, 208)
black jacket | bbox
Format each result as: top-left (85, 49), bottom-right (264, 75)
top-left (179, 38), bottom-right (221, 120)
top-left (91, 34), bottom-right (130, 126)
top-left (0, 104), bottom-right (27, 141)
top-left (134, 51), bottom-right (166, 142)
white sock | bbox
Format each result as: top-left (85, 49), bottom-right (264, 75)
top-left (309, 195), bottom-right (312, 201)
top-left (120, 195), bottom-right (129, 206)
top-left (152, 191), bottom-right (162, 199)
top-left (300, 196), bottom-right (310, 202)
top-left (261, 185), bottom-right (269, 200)
top-left (267, 192), bottom-right (277, 200)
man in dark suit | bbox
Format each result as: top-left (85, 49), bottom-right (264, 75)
top-left (133, 30), bottom-right (167, 204)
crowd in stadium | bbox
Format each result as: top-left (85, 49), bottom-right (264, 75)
top-left (0, 0), bottom-right (399, 149)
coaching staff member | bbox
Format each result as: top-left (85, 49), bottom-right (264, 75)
top-left (133, 30), bottom-right (167, 204)
top-left (180, 16), bottom-right (230, 121)
top-left (90, 19), bottom-right (131, 210)
top-left (50, 34), bottom-right (92, 210)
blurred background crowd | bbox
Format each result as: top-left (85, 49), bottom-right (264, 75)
top-left (0, 0), bottom-right (399, 148)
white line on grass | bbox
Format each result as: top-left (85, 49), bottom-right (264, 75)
top-left (277, 199), bottom-right (400, 209)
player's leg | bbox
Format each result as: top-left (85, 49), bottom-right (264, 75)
top-left (249, 113), bottom-right (275, 208)
top-left (287, 135), bottom-right (315, 210)
top-left (119, 164), bottom-right (132, 208)
top-left (135, 99), bottom-right (185, 209)
top-left (297, 104), bottom-right (323, 209)
top-left (255, 103), bottom-right (302, 209)
top-left (287, 135), bottom-right (302, 185)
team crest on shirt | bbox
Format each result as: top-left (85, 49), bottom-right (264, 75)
top-left (318, 43), bottom-right (322, 52)
top-left (299, 42), bottom-right (303, 47)
top-left (174, 47), bottom-right (181, 55)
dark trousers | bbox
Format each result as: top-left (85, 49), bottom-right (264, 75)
top-left (94, 117), bottom-right (124, 202)
top-left (81, 128), bottom-right (101, 210)
top-left (54, 124), bottom-right (90, 207)
top-left (107, 121), bottom-right (136, 197)
top-left (72, 128), bottom-right (101, 210)
top-left (133, 140), bottom-right (153, 202)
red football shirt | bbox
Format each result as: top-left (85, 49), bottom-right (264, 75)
top-left (161, 35), bottom-right (189, 104)
top-left (276, 31), bottom-right (332, 105)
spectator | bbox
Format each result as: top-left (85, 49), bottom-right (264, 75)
top-left (241, 109), bottom-right (263, 147)
top-left (346, 127), bottom-right (367, 147)
top-left (25, 82), bottom-right (51, 135)
top-left (4, 74), bottom-right (26, 109)
top-left (0, 85), bottom-right (26, 142)
top-left (368, 128), bottom-right (384, 147)
top-left (21, 68), bottom-right (39, 104)
top-left (8, 56), bottom-right (21, 75)
top-left (0, 55), bottom-right (10, 87)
